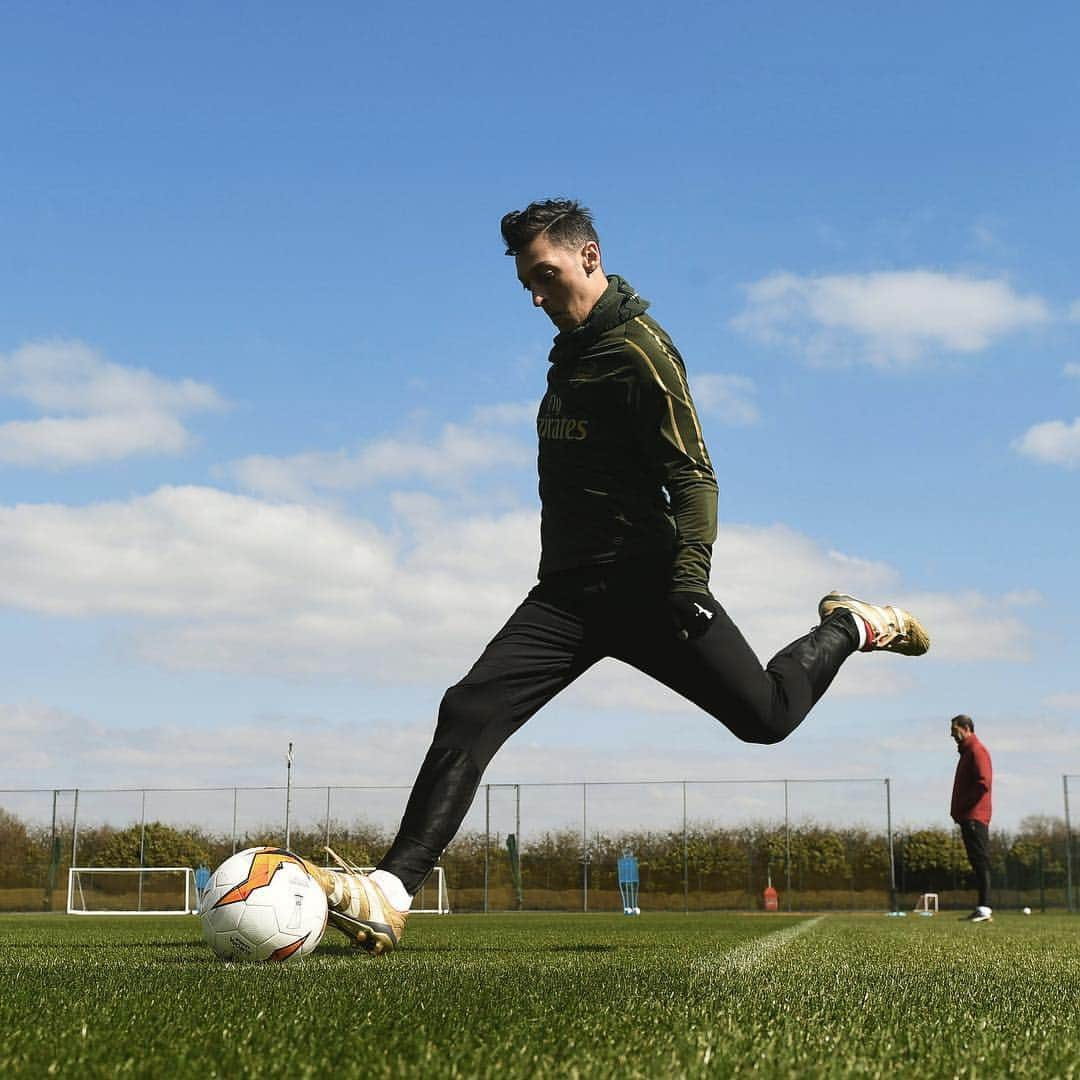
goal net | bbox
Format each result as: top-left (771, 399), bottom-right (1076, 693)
top-left (325, 865), bottom-right (450, 914)
top-left (914, 892), bottom-right (939, 915)
top-left (67, 867), bottom-right (198, 915)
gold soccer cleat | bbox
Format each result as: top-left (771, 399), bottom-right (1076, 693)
top-left (304, 847), bottom-right (407, 955)
top-left (818, 592), bottom-right (930, 656)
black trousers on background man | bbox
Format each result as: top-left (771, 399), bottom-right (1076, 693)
top-left (959, 818), bottom-right (992, 908)
top-left (379, 560), bottom-right (858, 893)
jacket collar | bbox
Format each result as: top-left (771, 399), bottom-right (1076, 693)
top-left (549, 275), bottom-right (649, 363)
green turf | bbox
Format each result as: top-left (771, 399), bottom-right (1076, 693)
top-left (2, 911), bottom-right (1077, 1078)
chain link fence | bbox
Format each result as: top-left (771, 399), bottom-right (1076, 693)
top-left (2, 777), bottom-right (1074, 913)
top-left (1066, 774), bottom-right (1079, 913)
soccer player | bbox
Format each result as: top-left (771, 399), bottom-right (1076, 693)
top-left (949, 714), bottom-right (994, 922)
top-left (313, 199), bottom-right (930, 953)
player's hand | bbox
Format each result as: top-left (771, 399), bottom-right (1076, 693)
top-left (668, 591), bottom-right (718, 641)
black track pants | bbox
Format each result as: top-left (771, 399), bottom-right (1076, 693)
top-left (959, 819), bottom-right (992, 908)
top-left (379, 564), bottom-right (857, 893)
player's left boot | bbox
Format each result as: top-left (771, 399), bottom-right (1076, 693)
top-left (818, 592), bottom-right (930, 656)
top-left (303, 848), bottom-right (407, 955)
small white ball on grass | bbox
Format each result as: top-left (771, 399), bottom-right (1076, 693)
top-left (1022, 906), bottom-right (1032, 915)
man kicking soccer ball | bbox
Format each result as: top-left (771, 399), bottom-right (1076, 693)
top-left (311, 199), bottom-right (930, 954)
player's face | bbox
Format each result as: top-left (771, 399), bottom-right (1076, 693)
top-left (950, 722), bottom-right (966, 745)
top-left (515, 233), bottom-right (603, 332)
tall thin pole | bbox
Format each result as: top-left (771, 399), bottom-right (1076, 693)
top-left (284, 742), bottom-right (294, 850)
top-left (139, 790), bottom-right (147, 866)
top-left (138, 789), bottom-right (147, 912)
top-left (682, 782), bottom-right (689, 914)
top-left (71, 788), bottom-right (80, 869)
top-left (582, 783), bottom-right (589, 913)
top-left (324, 786), bottom-right (332, 855)
top-left (231, 787), bottom-right (238, 854)
top-left (885, 778), bottom-right (897, 913)
top-left (784, 780), bottom-right (792, 912)
top-left (483, 785), bottom-right (490, 913)
top-left (45, 790), bottom-right (58, 911)
top-left (1065, 775), bottom-right (1074, 914)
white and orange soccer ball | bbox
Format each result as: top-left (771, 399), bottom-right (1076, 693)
top-left (199, 847), bottom-right (328, 962)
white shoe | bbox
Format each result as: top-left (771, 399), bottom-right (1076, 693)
top-left (304, 848), bottom-right (407, 954)
top-left (819, 592), bottom-right (930, 656)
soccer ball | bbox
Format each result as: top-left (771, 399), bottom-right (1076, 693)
top-left (1022, 906), bottom-right (1032, 916)
top-left (199, 847), bottom-right (328, 962)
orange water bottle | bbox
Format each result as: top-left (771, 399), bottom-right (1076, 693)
top-left (763, 870), bottom-right (779, 912)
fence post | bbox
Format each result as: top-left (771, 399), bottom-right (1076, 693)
top-left (43, 790), bottom-right (60, 911)
top-left (885, 778), bottom-right (897, 912)
top-left (324, 786), bottom-right (332, 855)
top-left (284, 742), bottom-right (293, 850)
top-left (231, 787), bottom-right (238, 854)
top-left (1039, 845), bottom-right (1046, 913)
top-left (138, 789), bottom-right (147, 912)
top-left (784, 780), bottom-right (792, 912)
top-left (71, 788), bottom-right (80, 869)
top-left (1064, 775), bottom-right (1074, 913)
top-left (682, 781), bottom-right (688, 915)
top-left (483, 785), bottom-right (490, 914)
top-left (582, 783), bottom-right (589, 913)
top-left (515, 784), bottom-right (522, 910)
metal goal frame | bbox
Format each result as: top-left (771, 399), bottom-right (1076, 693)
top-left (67, 866), bottom-right (198, 915)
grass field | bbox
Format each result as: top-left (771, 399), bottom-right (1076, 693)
top-left (3, 911), bottom-right (1078, 1078)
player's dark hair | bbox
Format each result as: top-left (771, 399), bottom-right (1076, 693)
top-left (500, 199), bottom-right (599, 256)
top-left (951, 714), bottom-right (974, 732)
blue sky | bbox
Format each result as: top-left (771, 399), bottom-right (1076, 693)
top-left (2, 1), bottom-right (1078, 837)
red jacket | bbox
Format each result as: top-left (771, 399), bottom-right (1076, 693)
top-left (951, 733), bottom-right (992, 825)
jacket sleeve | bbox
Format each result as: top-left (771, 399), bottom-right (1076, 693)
top-left (971, 743), bottom-right (992, 794)
top-left (625, 325), bottom-right (718, 594)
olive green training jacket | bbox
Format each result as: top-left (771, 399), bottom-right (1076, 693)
top-left (537, 274), bottom-right (718, 594)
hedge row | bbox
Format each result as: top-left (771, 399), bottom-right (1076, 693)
top-left (1, 805), bottom-right (1071, 899)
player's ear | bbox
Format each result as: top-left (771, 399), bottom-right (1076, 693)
top-left (582, 241), bottom-right (601, 276)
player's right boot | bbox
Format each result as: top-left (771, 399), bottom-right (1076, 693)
top-left (303, 848), bottom-right (407, 955)
top-left (818, 592), bottom-right (930, 656)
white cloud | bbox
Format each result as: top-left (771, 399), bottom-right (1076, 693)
top-left (0, 485), bottom-right (398, 618)
top-left (0, 701), bottom-right (434, 797)
top-left (991, 729), bottom-right (1080, 755)
top-left (1002, 589), bottom-right (1044, 608)
top-left (471, 401), bottom-right (536, 426)
top-left (0, 703), bottom-right (97, 774)
top-left (0, 489), bottom-right (1030, 694)
top-left (1014, 418), bottom-right (1080, 468)
top-left (1014, 366), bottom-right (1080, 467)
top-left (1042, 692), bottom-right (1080, 710)
top-left (900, 590), bottom-right (1032, 662)
top-left (693, 374), bottom-right (760, 426)
top-left (0, 340), bottom-right (225, 466)
top-left (223, 407), bottom-right (533, 500)
top-left (732, 271), bottom-right (1049, 367)
top-left (0, 485), bottom-right (537, 682)
top-left (3, 697), bottom-right (1065, 831)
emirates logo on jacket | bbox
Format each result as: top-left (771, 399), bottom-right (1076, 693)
top-left (537, 392), bottom-right (589, 441)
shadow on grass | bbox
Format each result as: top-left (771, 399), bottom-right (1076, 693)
top-left (317, 941), bottom-right (618, 957)
top-left (6, 939), bottom-right (204, 951)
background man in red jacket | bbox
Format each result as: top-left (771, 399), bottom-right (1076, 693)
top-left (950, 714), bottom-right (993, 922)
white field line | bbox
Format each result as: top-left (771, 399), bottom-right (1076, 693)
top-left (691, 915), bottom-right (825, 980)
